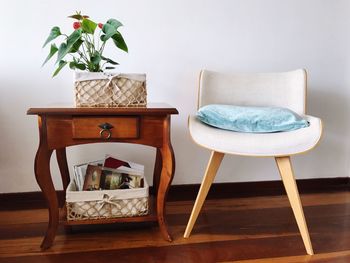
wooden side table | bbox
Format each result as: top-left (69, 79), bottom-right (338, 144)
top-left (27, 103), bottom-right (178, 249)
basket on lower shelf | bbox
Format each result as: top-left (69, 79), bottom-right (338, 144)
top-left (66, 177), bottom-right (149, 221)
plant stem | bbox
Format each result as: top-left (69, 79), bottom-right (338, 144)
top-left (97, 30), bottom-right (102, 50)
top-left (86, 33), bottom-right (95, 54)
top-left (92, 32), bottom-right (96, 51)
top-left (82, 34), bottom-right (91, 57)
top-left (77, 51), bottom-right (89, 64)
top-left (81, 43), bottom-right (90, 61)
top-left (99, 41), bottom-right (106, 54)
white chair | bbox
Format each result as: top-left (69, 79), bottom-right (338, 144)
top-left (184, 69), bottom-right (322, 255)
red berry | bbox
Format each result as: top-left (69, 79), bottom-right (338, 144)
top-left (73, 22), bottom-right (81, 29)
top-left (98, 23), bottom-right (103, 29)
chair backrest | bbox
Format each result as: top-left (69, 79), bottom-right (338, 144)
top-left (198, 69), bottom-right (307, 115)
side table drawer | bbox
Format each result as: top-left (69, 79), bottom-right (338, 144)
top-left (72, 117), bottom-right (139, 139)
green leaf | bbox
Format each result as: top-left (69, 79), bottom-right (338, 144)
top-left (81, 18), bottom-right (97, 34)
top-left (67, 28), bottom-right (82, 46)
top-left (76, 63), bottom-right (86, 70)
top-left (56, 42), bottom-right (68, 62)
top-left (52, 60), bottom-right (67, 77)
top-left (101, 19), bottom-right (123, 41)
top-left (69, 61), bottom-right (86, 70)
top-left (69, 39), bottom-right (83, 53)
top-left (68, 11), bottom-right (89, 20)
top-left (68, 14), bottom-right (84, 20)
top-left (101, 23), bottom-right (117, 41)
top-left (91, 51), bottom-right (102, 65)
top-left (87, 62), bottom-right (101, 72)
top-left (105, 66), bottom-right (116, 70)
top-left (42, 43), bottom-right (58, 66)
top-left (69, 61), bottom-right (75, 69)
top-left (106, 18), bottom-right (123, 29)
top-left (101, 56), bottom-right (119, 65)
top-left (56, 29), bottom-right (82, 63)
top-left (112, 32), bottom-right (128, 52)
top-left (42, 26), bottom-right (61, 48)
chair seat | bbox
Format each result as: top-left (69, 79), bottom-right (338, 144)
top-left (189, 115), bottom-right (322, 156)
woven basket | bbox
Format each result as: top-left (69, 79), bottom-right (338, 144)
top-left (74, 72), bottom-right (147, 107)
top-left (66, 178), bottom-right (149, 221)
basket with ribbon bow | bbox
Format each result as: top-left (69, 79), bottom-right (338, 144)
top-left (74, 72), bottom-right (147, 107)
top-left (66, 177), bottom-right (149, 220)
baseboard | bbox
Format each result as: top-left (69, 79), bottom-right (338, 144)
top-left (1, 177), bottom-right (349, 210)
top-left (167, 177), bottom-right (350, 201)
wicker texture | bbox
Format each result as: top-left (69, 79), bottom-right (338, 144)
top-left (75, 74), bottom-right (147, 107)
top-left (67, 196), bottom-right (149, 220)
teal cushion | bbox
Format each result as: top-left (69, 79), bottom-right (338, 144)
top-left (197, 104), bottom-right (309, 133)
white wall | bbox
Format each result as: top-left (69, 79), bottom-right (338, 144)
top-left (0, 0), bottom-right (349, 193)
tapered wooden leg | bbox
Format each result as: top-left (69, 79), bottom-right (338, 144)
top-left (275, 156), bottom-right (314, 255)
top-left (184, 151), bottom-right (224, 238)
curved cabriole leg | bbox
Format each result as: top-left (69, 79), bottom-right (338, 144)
top-left (152, 148), bottom-right (163, 196)
top-left (157, 116), bottom-right (175, 241)
top-left (275, 156), bottom-right (314, 255)
top-left (34, 116), bottom-right (58, 250)
top-left (56, 148), bottom-right (70, 192)
top-left (56, 148), bottom-right (72, 233)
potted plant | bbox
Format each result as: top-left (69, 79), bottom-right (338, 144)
top-left (42, 12), bottom-right (146, 107)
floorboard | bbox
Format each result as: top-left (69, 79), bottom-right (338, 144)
top-left (0, 191), bottom-right (349, 263)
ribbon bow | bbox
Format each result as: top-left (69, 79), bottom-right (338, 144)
top-left (96, 194), bottom-right (122, 211)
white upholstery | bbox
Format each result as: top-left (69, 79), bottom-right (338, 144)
top-left (199, 69), bottom-right (306, 115)
top-left (191, 69), bottom-right (322, 156)
top-left (189, 115), bottom-right (322, 156)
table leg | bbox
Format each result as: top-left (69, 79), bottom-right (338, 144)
top-left (157, 116), bottom-right (175, 241)
top-left (34, 116), bottom-right (59, 249)
top-left (35, 146), bottom-right (57, 249)
top-left (56, 148), bottom-right (70, 192)
top-left (152, 148), bottom-right (162, 196)
top-left (56, 148), bottom-right (73, 233)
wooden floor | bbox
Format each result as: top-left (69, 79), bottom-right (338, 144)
top-left (0, 191), bottom-right (350, 263)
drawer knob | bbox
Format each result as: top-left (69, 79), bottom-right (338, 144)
top-left (98, 123), bottom-right (114, 139)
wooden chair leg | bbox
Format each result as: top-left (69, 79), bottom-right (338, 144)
top-left (275, 156), bottom-right (314, 255)
top-left (184, 151), bottom-right (224, 238)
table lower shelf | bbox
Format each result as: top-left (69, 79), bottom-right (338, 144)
top-left (59, 196), bottom-right (157, 226)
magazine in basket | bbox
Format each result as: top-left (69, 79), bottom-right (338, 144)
top-left (66, 156), bottom-right (149, 221)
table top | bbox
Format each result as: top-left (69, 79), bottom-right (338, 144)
top-left (27, 103), bottom-right (178, 116)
